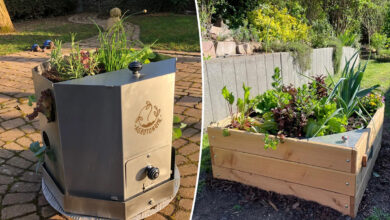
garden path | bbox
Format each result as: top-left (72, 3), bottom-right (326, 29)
top-left (0, 48), bottom-right (201, 219)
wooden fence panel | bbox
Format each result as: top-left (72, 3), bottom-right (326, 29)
top-left (203, 47), bottom-right (359, 126)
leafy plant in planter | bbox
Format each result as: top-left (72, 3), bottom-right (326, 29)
top-left (221, 55), bottom-right (383, 149)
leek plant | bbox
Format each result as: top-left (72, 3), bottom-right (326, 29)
top-left (327, 52), bottom-right (379, 119)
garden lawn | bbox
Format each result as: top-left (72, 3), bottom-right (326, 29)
top-left (0, 17), bottom-right (98, 56)
top-left (360, 60), bottom-right (390, 117)
top-left (129, 14), bottom-right (200, 52)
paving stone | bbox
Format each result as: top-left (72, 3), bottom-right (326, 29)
top-left (3, 142), bottom-right (24, 151)
top-left (175, 155), bottom-right (188, 165)
top-left (144, 213), bottom-right (167, 220)
top-left (183, 108), bottom-right (202, 118)
top-left (179, 198), bottom-right (193, 211)
top-left (174, 210), bottom-right (191, 220)
top-left (27, 133), bottom-right (41, 142)
top-left (182, 128), bottom-right (199, 138)
top-left (188, 151), bottom-right (200, 162)
top-left (16, 136), bottom-right (33, 147)
top-left (20, 124), bottom-right (36, 134)
top-left (0, 149), bottom-right (14, 159)
top-left (177, 96), bottom-right (201, 107)
top-left (3, 193), bottom-right (35, 205)
top-left (41, 205), bottom-right (57, 218)
top-left (0, 185), bottom-right (8, 193)
top-left (10, 182), bottom-right (40, 193)
top-left (172, 138), bottom-right (188, 149)
top-left (0, 94), bottom-right (11, 103)
top-left (20, 171), bottom-right (41, 183)
top-left (180, 176), bottom-right (197, 187)
top-left (19, 150), bottom-right (38, 162)
top-left (178, 164), bottom-right (198, 176)
top-left (178, 143), bottom-right (199, 156)
top-left (2, 203), bottom-right (36, 219)
top-left (1, 118), bottom-right (26, 130)
top-left (15, 213), bottom-right (40, 220)
top-left (48, 214), bottom-right (68, 219)
top-left (0, 174), bottom-right (14, 184)
top-left (0, 129), bottom-right (24, 141)
top-left (0, 164), bottom-right (24, 176)
top-left (0, 109), bottom-right (22, 120)
top-left (7, 157), bottom-right (33, 169)
top-left (38, 194), bottom-right (48, 206)
top-left (179, 187), bottom-right (195, 199)
top-left (159, 203), bottom-right (175, 216)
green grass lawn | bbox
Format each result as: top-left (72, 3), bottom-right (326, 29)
top-left (356, 60), bottom-right (390, 117)
top-left (129, 14), bottom-right (200, 52)
top-left (0, 19), bottom-right (98, 55)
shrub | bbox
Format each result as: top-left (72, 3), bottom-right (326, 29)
top-left (5, 0), bottom-right (77, 20)
top-left (338, 31), bottom-right (360, 48)
top-left (268, 41), bottom-right (312, 72)
top-left (248, 5), bottom-right (310, 43)
top-left (310, 18), bottom-right (334, 48)
top-left (231, 20), bottom-right (260, 42)
top-left (371, 32), bottom-right (387, 51)
top-left (214, 0), bottom-right (261, 29)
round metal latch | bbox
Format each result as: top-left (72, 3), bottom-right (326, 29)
top-left (128, 61), bottom-right (143, 77)
top-left (146, 165), bottom-right (159, 180)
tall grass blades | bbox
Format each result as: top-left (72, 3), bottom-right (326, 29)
top-left (95, 15), bottom-right (155, 72)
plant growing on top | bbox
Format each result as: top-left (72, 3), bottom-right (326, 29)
top-left (95, 15), bottom-right (155, 73)
top-left (327, 52), bottom-right (380, 119)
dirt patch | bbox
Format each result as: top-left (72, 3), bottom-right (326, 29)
top-left (193, 119), bottom-right (390, 220)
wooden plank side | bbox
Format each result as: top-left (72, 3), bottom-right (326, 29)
top-left (203, 62), bottom-right (214, 126)
top-left (264, 53), bottom-right (274, 90)
top-left (233, 56), bottom-right (248, 99)
top-left (211, 147), bottom-right (356, 195)
top-left (280, 52), bottom-right (290, 85)
top-left (353, 127), bottom-right (383, 217)
top-left (220, 58), bottom-right (238, 113)
top-left (354, 107), bottom-right (385, 173)
top-left (245, 55), bottom-right (259, 97)
top-left (212, 166), bottom-right (351, 216)
top-left (255, 54), bottom-right (267, 94)
top-left (205, 61), bottom-right (228, 122)
top-left (208, 126), bottom-right (353, 173)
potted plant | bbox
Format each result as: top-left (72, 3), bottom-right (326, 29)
top-left (27, 15), bottom-right (181, 219)
top-left (208, 53), bottom-right (384, 217)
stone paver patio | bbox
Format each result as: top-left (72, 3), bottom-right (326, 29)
top-left (0, 48), bottom-right (201, 219)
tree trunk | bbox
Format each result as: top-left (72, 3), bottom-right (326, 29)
top-left (0, 0), bottom-right (15, 33)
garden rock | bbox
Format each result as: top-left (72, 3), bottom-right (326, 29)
top-left (216, 41), bottom-right (236, 57)
top-left (210, 26), bottom-right (232, 41)
top-left (202, 41), bottom-right (216, 58)
top-left (237, 43), bottom-right (253, 55)
top-left (250, 42), bottom-right (263, 51)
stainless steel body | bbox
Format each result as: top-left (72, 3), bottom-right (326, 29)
top-left (32, 59), bottom-right (178, 219)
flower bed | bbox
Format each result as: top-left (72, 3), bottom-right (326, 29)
top-left (207, 54), bottom-right (385, 217)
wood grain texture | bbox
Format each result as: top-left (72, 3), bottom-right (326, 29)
top-left (211, 147), bottom-right (356, 195)
top-left (212, 166), bottom-right (352, 216)
top-left (208, 126), bottom-right (354, 172)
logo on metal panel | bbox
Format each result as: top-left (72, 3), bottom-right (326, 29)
top-left (135, 101), bottom-right (162, 135)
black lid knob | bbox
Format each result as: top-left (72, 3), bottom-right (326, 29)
top-left (128, 61), bottom-right (142, 75)
top-left (146, 165), bottom-right (159, 180)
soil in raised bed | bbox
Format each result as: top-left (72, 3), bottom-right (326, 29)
top-left (193, 119), bottom-right (390, 220)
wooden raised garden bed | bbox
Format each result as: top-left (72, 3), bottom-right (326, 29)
top-left (208, 106), bottom-right (384, 217)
